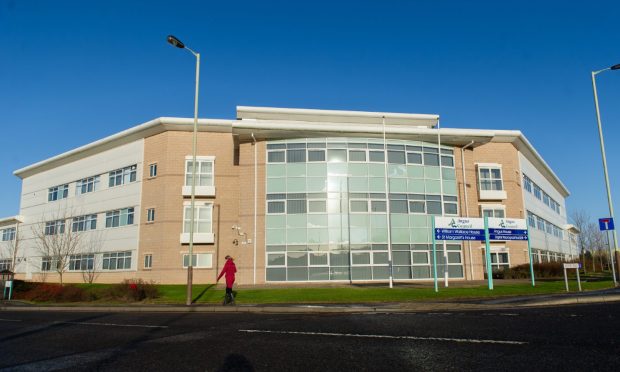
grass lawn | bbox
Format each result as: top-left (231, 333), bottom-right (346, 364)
top-left (144, 278), bottom-right (615, 305)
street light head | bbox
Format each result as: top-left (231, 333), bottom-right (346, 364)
top-left (167, 35), bottom-right (185, 49)
top-left (611, 64), bottom-right (620, 70)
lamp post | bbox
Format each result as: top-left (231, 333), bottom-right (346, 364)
top-left (591, 64), bottom-right (620, 261)
top-left (167, 35), bottom-right (201, 306)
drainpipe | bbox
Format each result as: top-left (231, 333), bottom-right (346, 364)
top-left (251, 133), bottom-right (257, 285)
top-left (461, 141), bottom-right (475, 280)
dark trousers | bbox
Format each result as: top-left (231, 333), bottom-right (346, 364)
top-left (226, 287), bottom-right (233, 295)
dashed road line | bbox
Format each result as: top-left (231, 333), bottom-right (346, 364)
top-left (54, 321), bottom-right (168, 329)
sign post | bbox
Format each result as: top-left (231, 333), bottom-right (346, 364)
top-left (484, 217), bottom-right (493, 290)
top-left (599, 217), bottom-right (617, 286)
top-left (434, 217), bottom-right (486, 291)
top-left (432, 217), bottom-right (438, 293)
top-left (563, 263), bottom-right (582, 292)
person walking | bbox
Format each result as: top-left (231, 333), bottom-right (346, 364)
top-left (217, 255), bottom-right (237, 305)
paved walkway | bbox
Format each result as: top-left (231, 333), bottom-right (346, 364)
top-left (2, 288), bottom-right (619, 314)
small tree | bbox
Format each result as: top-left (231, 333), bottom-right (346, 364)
top-left (81, 230), bottom-right (105, 284)
top-left (33, 212), bottom-right (83, 286)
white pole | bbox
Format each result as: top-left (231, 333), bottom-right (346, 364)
top-left (437, 121), bottom-right (448, 287)
top-left (382, 116), bottom-right (394, 288)
top-left (186, 51), bottom-right (200, 306)
top-left (591, 70), bottom-right (619, 255)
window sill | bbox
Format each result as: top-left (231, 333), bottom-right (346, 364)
top-left (182, 186), bottom-right (215, 197)
top-left (180, 232), bottom-right (214, 244)
top-left (479, 189), bottom-right (507, 200)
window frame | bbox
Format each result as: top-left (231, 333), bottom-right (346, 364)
top-left (108, 165), bottom-right (137, 187)
top-left (48, 184), bottom-right (69, 202)
top-left (149, 163), bottom-right (158, 178)
top-left (76, 176), bottom-right (100, 196)
top-left (102, 251), bottom-right (132, 270)
top-left (184, 157), bottom-right (215, 187)
top-left (478, 165), bottom-right (504, 191)
top-left (183, 203), bottom-right (213, 234)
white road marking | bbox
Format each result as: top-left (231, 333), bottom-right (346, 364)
top-left (499, 313), bottom-right (519, 316)
top-left (54, 321), bottom-right (168, 329)
top-left (239, 329), bottom-right (527, 345)
top-left (0, 318), bottom-right (22, 322)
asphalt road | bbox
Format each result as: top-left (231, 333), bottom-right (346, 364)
top-left (0, 303), bottom-right (619, 371)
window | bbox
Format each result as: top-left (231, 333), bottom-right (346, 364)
top-left (185, 159), bottom-right (214, 186)
top-left (523, 174), bottom-right (532, 193)
top-left (478, 166), bottom-right (503, 191)
top-left (149, 163), bottom-right (158, 178)
top-left (102, 251), bottom-right (132, 270)
top-left (489, 250), bottom-right (510, 271)
top-left (527, 211), bottom-right (536, 228)
top-left (72, 214), bottom-right (97, 232)
top-left (443, 196), bottom-right (458, 215)
top-left (308, 200), bottom-right (326, 213)
top-left (144, 254), bottom-right (152, 269)
top-left (533, 184), bottom-right (542, 200)
top-left (48, 184), bottom-right (69, 201)
top-left (481, 206), bottom-right (505, 218)
top-left (182, 253), bottom-right (213, 268)
top-left (543, 193), bottom-right (551, 207)
top-left (45, 220), bottom-right (65, 235)
top-left (308, 150), bottom-right (326, 162)
top-left (183, 204), bottom-right (213, 233)
top-left (1, 227), bottom-right (16, 241)
top-left (147, 208), bottom-right (155, 222)
top-left (536, 216), bottom-right (545, 231)
top-left (68, 254), bottom-right (94, 271)
top-left (76, 176), bottom-right (99, 195)
top-left (350, 200), bottom-right (368, 213)
top-left (105, 208), bottom-right (135, 228)
top-left (41, 257), bottom-right (58, 272)
top-left (267, 201), bottom-right (286, 214)
top-left (0, 259), bottom-right (11, 271)
top-left (109, 165), bottom-right (137, 187)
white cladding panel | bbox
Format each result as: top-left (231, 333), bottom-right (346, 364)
top-left (15, 140), bottom-right (144, 275)
top-left (519, 152), bottom-right (570, 255)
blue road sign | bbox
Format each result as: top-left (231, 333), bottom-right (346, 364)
top-left (434, 228), bottom-right (486, 241)
top-left (488, 228), bottom-right (529, 241)
top-left (599, 218), bottom-right (615, 231)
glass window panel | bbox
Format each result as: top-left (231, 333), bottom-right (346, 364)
top-left (394, 266), bottom-right (412, 279)
top-left (306, 177), bottom-right (327, 192)
top-left (287, 164), bottom-right (306, 177)
top-left (351, 267), bottom-right (372, 280)
top-left (373, 252), bottom-right (389, 264)
top-left (268, 201), bottom-right (285, 214)
top-left (267, 253), bottom-right (285, 266)
top-left (287, 252), bottom-right (308, 267)
top-left (330, 267), bottom-right (350, 280)
top-left (424, 166), bottom-right (441, 180)
top-left (349, 150), bottom-right (366, 162)
top-left (368, 164), bottom-right (386, 177)
top-left (407, 165), bottom-right (424, 178)
top-left (309, 267), bottom-right (330, 280)
top-left (308, 150), bottom-right (326, 162)
top-left (424, 153), bottom-right (439, 166)
top-left (371, 228), bottom-right (388, 242)
top-left (441, 156), bottom-right (454, 167)
top-left (409, 201), bottom-right (425, 213)
top-left (352, 252), bottom-right (371, 265)
top-left (388, 151), bottom-right (406, 164)
top-left (287, 200), bottom-right (307, 214)
top-left (309, 252), bottom-right (328, 265)
top-left (427, 201), bottom-right (442, 215)
top-left (389, 178), bottom-right (407, 192)
top-left (448, 252), bottom-right (462, 263)
top-left (368, 177), bottom-right (386, 192)
top-left (444, 203), bottom-right (458, 215)
top-left (407, 153), bottom-right (422, 164)
top-left (369, 151), bottom-right (385, 162)
top-left (287, 149), bottom-right (306, 163)
top-left (448, 265), bottom-right (464, 278)
top-left (348, 163), bottom-right (368, 177)
top-left (327, 149), bottom-right (347, 162)
top-left (268, 151), bottom-right (285, 163)
top-left (371, 201), bottom-right (387, 212)
top-left (390, 200), bottom-right (408, 214)
top-left (350, 200), bottom-right (368, 212)
top-left (330, 251), bottom-right (350, 266)
top-left (372, 266), bottom-right (390, 279)
top-left (308, 200), bottom-right (327, 213)
top-left (266, 268), bottom-right (286, 281)
top-left (393, 251), bottom-right (411, 265)
top-left (442, 168), bottom-right (456, 180)
top-left (425, 179), bottom-right (441, 194)
top-left (412, 266), bottom-right (431, 279)
top-left (412, 252), bottom-right (429, 264)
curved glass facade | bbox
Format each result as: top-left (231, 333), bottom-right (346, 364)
top-left (265, 137), bottom-right (464, 282)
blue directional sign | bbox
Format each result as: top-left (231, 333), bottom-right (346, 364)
top-left (434, 217), bottom-right (486, 241)
top-left (487, 218), bottom-right (529, 241)
top-left (599, 218), bottom-right (615, 231)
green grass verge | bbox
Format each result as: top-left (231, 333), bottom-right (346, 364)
top-left (141, 279), bottom-right (614, 305)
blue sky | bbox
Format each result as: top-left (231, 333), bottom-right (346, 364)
top-left (1, 0), bottom-right (619, 222)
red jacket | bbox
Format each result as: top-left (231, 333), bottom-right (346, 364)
top-left (217, 259), bottom-right (237, 288)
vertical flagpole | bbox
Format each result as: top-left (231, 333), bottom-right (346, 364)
top-left (484, 216), bottom-right (493, 290)
top-left (432, 217), bottom-right (438, 292)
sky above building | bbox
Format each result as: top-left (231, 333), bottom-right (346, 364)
top-left (1, 0), bottom-right (619, 223)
